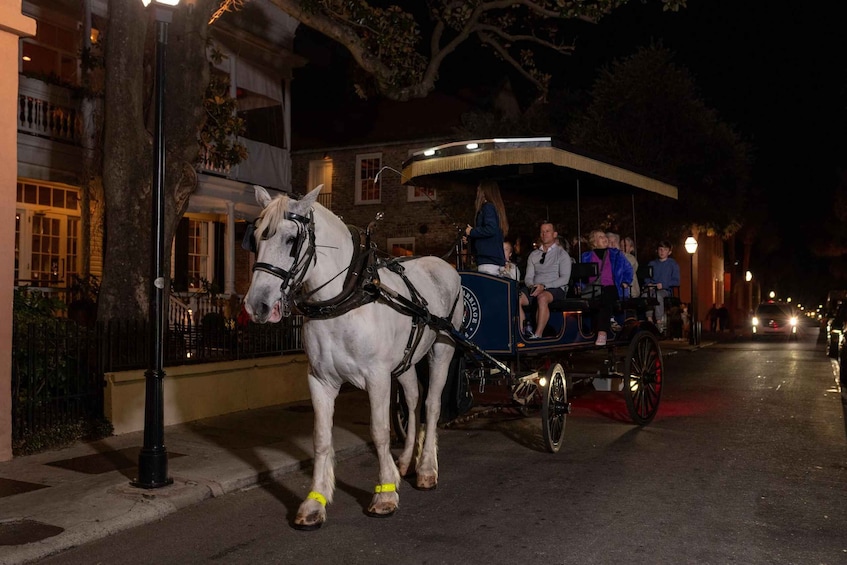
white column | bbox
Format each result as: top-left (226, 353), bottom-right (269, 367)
top-left (224, 201), bottom-right (235, 296)
top-left (0, 1), bottom-right (36, 462)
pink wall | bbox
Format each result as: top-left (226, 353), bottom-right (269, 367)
top-left (0, 1), bottom-right (36, 461)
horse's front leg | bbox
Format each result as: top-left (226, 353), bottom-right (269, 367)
top-left (293, 376), bottom-right (340, 530)
top-left (395, 369), bottom-right (420, 477)
top-left (366, 376), bottom-right (401, 517)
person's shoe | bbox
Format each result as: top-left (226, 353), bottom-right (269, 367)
top-left (527, 333), bottom-right (543, 340)
top-left (610, 319), bottom-right (622, 332)
top-left (595, 331), bottom-right (607, 346)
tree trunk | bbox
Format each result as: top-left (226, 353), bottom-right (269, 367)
top-left (99, 0), bottom-right (214, 322)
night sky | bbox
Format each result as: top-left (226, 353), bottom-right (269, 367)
top-left (291, 0), bottom-right (847, 302)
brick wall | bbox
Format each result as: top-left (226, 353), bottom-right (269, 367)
top-left (291, 139), bottom-right (463, 262)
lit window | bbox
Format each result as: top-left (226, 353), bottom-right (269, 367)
top-left (188, 220), bottom-right (209, 289)
top-left (355, 153), bottom-right (381, 204)
top-left (407, 185), bottom-right (435, 203)
top-left (20, 19), bottom-right (80, 85)
top-left (387, 237), bottom-right (415, 257)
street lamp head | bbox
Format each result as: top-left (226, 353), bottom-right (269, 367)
top-left (684, 235), bottom-right (698, 254)
top-left (142, 0), bottom-right (181, 6)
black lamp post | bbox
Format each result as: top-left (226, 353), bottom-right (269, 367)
top-left (685, 235), bottom-right (699, 345)
top-left (132, 0), bottom-right (180, 489)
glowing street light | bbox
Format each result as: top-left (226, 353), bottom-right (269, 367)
top-left (685, 236), bottom-right (699, 345)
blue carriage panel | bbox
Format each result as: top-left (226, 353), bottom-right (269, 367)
top-left (459, 272), bottom-right (517, 355)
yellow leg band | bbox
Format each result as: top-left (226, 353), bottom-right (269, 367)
top-left (307, 491), bottom-right (327, 506)
top-left (374, 483), bottom-right (396, 494)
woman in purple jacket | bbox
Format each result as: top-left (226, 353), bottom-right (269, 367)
top-left (580, 230), bottom-right (633, 346)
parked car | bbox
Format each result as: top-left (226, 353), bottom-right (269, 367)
top-left (751, 302), bottom-right (799, 341)
top-left (826, 300), bottom-right (847, 358)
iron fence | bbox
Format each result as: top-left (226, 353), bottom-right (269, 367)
top-left (12, 316), bottom-right (304, 448)
top-left (11, 319), bottom-right (101, 448)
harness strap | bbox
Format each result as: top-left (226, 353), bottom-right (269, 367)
top-left (390, 265), bottom-right (428, 378)
top-left (293, 226), bottom-right (379, 318)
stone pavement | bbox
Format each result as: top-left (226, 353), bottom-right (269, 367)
top-left (0, 335), bottom-right (713, 565)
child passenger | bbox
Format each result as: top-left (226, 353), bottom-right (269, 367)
top-left (501, 240), bottom-right (520, 281)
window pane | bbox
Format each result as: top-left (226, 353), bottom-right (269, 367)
top-left (24, 184), bottom-right (37, 204)
top-left (187, 220), bottom-right (209, 288)
top-left (65, 190), bottom-right (78, 210)
top-left (358, 157), bottom-right (381, 202)
top-left (38, 185), bottom-right (51, 205)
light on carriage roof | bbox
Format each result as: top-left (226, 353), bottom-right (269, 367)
top-left (466, 143), bottom-right (479, 150)
top-left (423, 149), bottom-right (435, 156)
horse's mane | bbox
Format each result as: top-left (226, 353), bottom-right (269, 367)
top-left (257, 193), bottom-right (291, 239)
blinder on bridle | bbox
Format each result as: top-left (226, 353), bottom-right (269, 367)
top-left (242, 210), bottom-right (315, 287)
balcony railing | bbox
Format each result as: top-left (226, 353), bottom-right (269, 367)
top-left (18, 75), bottom-right (80, 144)
top-left (198, 138), bottom-right (291, 190)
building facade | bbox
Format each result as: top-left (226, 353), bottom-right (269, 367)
top-left (290, 138), bottom-right (465, 263)
top-left (15, 0), bottom-right (302, 315)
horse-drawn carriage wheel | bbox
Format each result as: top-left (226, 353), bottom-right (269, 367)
top-left (391, 380), bottom-right (410, 445)
top-left (541, 363), bottom-right (569, 453)
top-left (623, 331), bottom-right (664, 425)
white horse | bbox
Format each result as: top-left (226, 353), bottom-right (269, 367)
top-left (244, 184), bottom-right (463, 530)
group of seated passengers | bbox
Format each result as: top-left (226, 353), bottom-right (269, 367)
top-left (461, 180), bottom-right (653, 344)
top-left (511, 226), bottom-right (634, 346)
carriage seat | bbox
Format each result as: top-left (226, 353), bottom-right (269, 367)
top-left (548, 262), bottom-right (597, 313)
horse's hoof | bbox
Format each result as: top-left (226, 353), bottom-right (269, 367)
top-left (367, 494), bottom-right (398, 517)
top-left (293, 509), bottom-right (325, 531)
top-left (415, 475), bottom-right (438, 490)
top-left (414, 483), bottom-right (437, 491)
top-left (366, 506), bottom-right (397, 518)
top-left (291, 520), bottom-right (324, 531)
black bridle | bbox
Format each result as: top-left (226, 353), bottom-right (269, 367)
top-left (242, 209), bottom-right (316, 294)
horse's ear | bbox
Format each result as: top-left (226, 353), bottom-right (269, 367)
top-left (253, 185), bottom-right (273, 208)
top-left (291, 184), bottom-right (323, 215)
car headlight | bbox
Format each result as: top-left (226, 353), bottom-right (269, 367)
top-left (752, 316), bottom-right (759, 326)
top-left (790, 316), bottom-right (798, 327)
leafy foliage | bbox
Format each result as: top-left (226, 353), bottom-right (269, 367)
top-left (198, 62), bottom-right (247, 170)
top-left (569, 44), bottom-right (751, 240)
top-left (290, 0), bottom-right (687, 101)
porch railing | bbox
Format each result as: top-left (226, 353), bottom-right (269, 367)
top-left (198, 138), bottom-right (291, 190)
top-left (18, 75), bottom-right (80, 144)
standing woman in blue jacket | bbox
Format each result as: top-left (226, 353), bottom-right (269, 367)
top-left (465, 180), bottom-right (509, 275)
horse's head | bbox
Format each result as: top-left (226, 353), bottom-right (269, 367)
top-left (244, 184), bottom-right (323, 323)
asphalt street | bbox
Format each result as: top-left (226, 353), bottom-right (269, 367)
top-left (28, 325), bottom-right (847, 565)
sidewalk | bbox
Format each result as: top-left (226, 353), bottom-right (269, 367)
top-left (0, 388), bottom-right (374, 565)
top-left (0, 335), bottom-right (717, 565)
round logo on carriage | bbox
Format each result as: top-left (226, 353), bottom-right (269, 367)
top-left (462, 286), bottom-right (481, 338)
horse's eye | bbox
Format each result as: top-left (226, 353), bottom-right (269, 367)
top-left (287, 236), bottom-right (297, 245)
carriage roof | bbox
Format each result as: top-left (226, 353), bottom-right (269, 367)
top-left (400, 137), bottom-right (678, 200)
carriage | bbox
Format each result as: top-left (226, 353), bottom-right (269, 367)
top-left (393, 136), bottom-right (679, 453)
top-left (242, 136), bottom-right (678, 528)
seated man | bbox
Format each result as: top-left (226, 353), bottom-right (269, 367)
top-left (519, 221), bottom-right (572, 339)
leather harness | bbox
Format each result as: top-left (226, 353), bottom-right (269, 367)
top-left (247, 214), bottom-right (461, 378)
